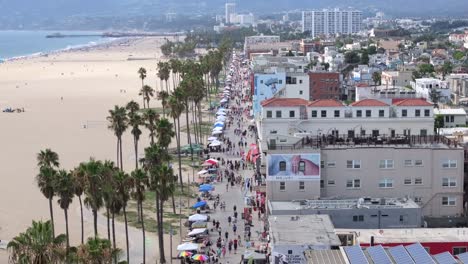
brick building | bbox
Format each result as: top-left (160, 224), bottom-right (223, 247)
top-left (308, 72), bottom-right (341, 100)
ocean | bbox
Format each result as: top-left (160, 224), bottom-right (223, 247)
top-left (0, 30), bottom-right (110, 60)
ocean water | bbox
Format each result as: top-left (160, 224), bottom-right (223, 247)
top-left (0, 30), bottom-right (109, 60)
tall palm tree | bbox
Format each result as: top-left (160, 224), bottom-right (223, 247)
top-left (101, 161), bottom-right (117, 245)
top-left (107, 105), bottom-right (128, 171)
top-left (143, 108), bottom-right (159, 144)
top-left (7, 220), bottom-right (67, 264)
top-left (55, 169), bottom-right (75, 252)
top-left (158, 62), bottom-right (171, 93)
top-left (114, 171), bottom-right (133, 264)
top-left (72, 167), bottom-right (86, 245)
top-left (79, 158), bottom-right (104, 238)
top-left (141, 144), bottom-right (168, 264)
top-left (36, 166), bottom-right (57, 238)
top-left (131, 169), bottom-right (148, 264)
top-left (139, 85), bottom-right (155, 109)
top-left (156, 118), bottom-right (176, 214)
top-left (37, 148), bottom-right (60, 168)
top-left (138, 67), bottom-right (147, 88)
top-left (126, 101), bottom-right (142, 170)
top-left (157, 91), bottom-right (169, 117)
top-left (76, 237), bottom-right (122, 264)
top-left (168, 91), bottom-right (185, 190)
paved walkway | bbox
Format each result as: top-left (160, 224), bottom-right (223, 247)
top-left (197, 62), bottom-right (265, 264)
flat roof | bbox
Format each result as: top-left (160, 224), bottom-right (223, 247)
top-left (305, 249), bottom-right (347, 264)
top-left (270, 198), bottom-right (419, 211)
top-left (434, 108), bottom-right (467, 116)
top-left (269, 215), bottom-right (341, 246)
top-left (336, 228), bottom-right (468, 244)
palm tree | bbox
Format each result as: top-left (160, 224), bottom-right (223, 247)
top-left (55, 169), bottom-right (75, 252)
top-left (76, 237), bottom-right (122, 264)
top-left (107, 106), bottom-right (128, 171)
top-left (7, 220), bottom-right (67, 264)
top-left (138, 67), bottom-right (147, 88)
top-left (143, 108), bottom-right (159, 144)
top-left (168, 91), bottom-right (185, 190)
top-left (157, 91), bottom-right (169, 117)
top-left (72, 167), bottom-right (86, 244)
top-left (131, 169), bottom-right (148, 264)
top-left (126, 101), bottom-right (142, 170)
top-left (114, 171), bottom-right (133, 264)
top-left (79, 159), bottom-right (104, 238)
top-left (36, 166), bottom-right (57, 237)
top-left (158, 62), bottom-right (171, 93)
top-left (101, 161), bottom-right (117, 245)
top-left (156, 118), bottom-right (176, 214)
top-left (139, 85), bottom-right (155, 109)
top-left (37, 148), bottom-right (60, 169)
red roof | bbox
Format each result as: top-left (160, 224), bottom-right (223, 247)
top-left (393, 98), bottom-right (433, 107)
top-left (350, 99), bottom-right (388, 107)
top-left (261, 98), bottom-right (309, 107)
top-left (308, 99), bottom-right (344, 107)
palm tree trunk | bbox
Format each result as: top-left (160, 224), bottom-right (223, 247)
top-left (119, 137), bottom-right (124, 171)
top-left (159, 199), bottom-right (166, 264)
top-left (191, 102), bottom-right (199, 144)
top-left (140, 201), bottom-right (146, 264)
top-left (93, 209), bottom-right (98, 238)
top-left (123, 205), bottom-right (130, 264)
top-left (64, 208), bottom-right (70, 251)
top-left (112, 211), bottom-right (117, 264)
top-left (165, 80), bottom-right (169, 93)
top-left (185, 102), bottom-right (191, 147)
top-left (147, 98), bottom-right (150, 109)
top-left (155, 192), bottom-right (165, 263)
top-left (49, 198), bottom-right (55, 237)
top-left (142, 96), bottom-right (146, 109)
top-left (197, 103), bottom-right (203, 145)
top-left (106, 207), bottom-right (111, 243)
top-left (116, 139), bottom-right (120, 169)
top-left (79, 195), bottom-right (84, 244)
top-left (171, 194), bottom-right (176, 214)
top-left (134, 136), bottom-right (139, 170)
top-left (176, 117), bottom-right (183, 191)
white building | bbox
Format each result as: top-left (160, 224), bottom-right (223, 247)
top-left (225, 3), bottom-right (236, 24)
top-left (355, 86), bottom-right (417, 103)
top-left (230, 13), bottom-right (255, 25)
top-left (411, 78), bottom-right (451, 104)
top-left (302, 9), bottom-right (362, 38)
top-left (434, 108), bottom-right (467, 128)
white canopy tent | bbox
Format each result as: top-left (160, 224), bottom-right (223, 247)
top-left (177, 242), bottom-right (199, 251)
top-left (187, 228), bottom-right (207, 236)
top-left (188, 214), bottom-right (208, 222)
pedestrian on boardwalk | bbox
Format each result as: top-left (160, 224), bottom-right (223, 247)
top-left (233, 205), bottom-right (237, 212)
top-left (233, 223), bottom-right (237, 235)
top-left (222, 246), bottom-right (226, 258)
top-left (234, 211), bottom-right (238, 219)
top-left (225, 231), bottom-right (229, 240)
top-left (234, 239), bottom-right (238, 253)
top-left (228, 240), bottom-right (233, 254)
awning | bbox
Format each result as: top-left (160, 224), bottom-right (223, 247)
top-left (177, 242), bottom-right (199, 251)
top-left (188, 228), bottom-right (207, 236)
top-left (192, 201), bottom-right (207, 208)
top-left (188, 214), bottom-right (208, 222)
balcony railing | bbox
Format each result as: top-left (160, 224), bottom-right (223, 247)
top-left (267, 134), bottom-right (460, 150)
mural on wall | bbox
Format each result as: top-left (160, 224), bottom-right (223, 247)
top-left (267, 154), bottom-right (320, 181)
top-left (253, 72), bottom-right (286, 116)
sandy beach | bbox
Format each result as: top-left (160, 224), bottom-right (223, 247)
top-left (0, 36), bottom-right (196, 262)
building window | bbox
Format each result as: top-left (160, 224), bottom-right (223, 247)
top-left (379, 178), bottom-right (394, 188)
top-left (327, 180), bottom-right (335, 186)
top-left (415, 178), bottom-right (423, 185)
top-left (299, 90), bottom-right (303, 95)
top-left (320, 180), bottom-right (324, 188)
top-left (353, 215), bottom-right (364, 222)
top-left (299, 79), bottom-right (303, 84)
top-left (279, 161), bottom-right (286, 171)
top-left (366, 110), bottom-right (371, 117)
top-left (346, 179), bottom-right (361, 188)
top-left (347, 160), bottom-right (361, 169)
top-left (442, 177), bottom-right (457, 187)
top-left (420, 129), bottom-right (427, 136)
top-left (379, 110), bottom-right (384, 117)
top-left (414, 197), bottom-right (422, 203)
top-left (442, 196), bottom-right (456, 206)
top-left (404, 178), bottom-right (412, 185)
top-left (372, 130), bottom-right (379, 137)
top-left (404, 160), bottom-right (413, 166)
top-left (415, 109), bottom-right (421, 117)
top-left (327, 162), bottom-right (336, 168)
top-left (321, 110), bottom-right (327, 117)
top-left (298, 161), bottom-right (305, 172)
top-left (360, 129), bottom-right (366, 136)
top-left (279, 182), bottom-right (285, 191)
top-left (415, 160), bottom-right (423, 166)
top-left (379, 160), bottom-right (394, 169)
top-left (451, 115), bottom-right (455, 122)
top-left (453, 247), bottom-right (467, 255)
top-left (270, 130), bottom-right (277, 134)
top-left (289, 111), bottom-right (295, 118)
top-left (442, 160), bottom-right (457, 168)
top-left (276, 111), bottom-right (282, 118)
top-left (299, 181), bottom-right (305, 191)
top-left (311, 110), bottom-right (317, 118)
top-left (266, 111), bottom-right (272, 118)
top-left (278, 80), bottom-right (283, 84)
top-left (334, 110), bottom-right (340, 117)
top-left (356, 110), bottom-right (362, 117)
top-left (424, 109), bottom-right (430, 117)
top-left (402, 109), bottom-right (407, 117)
top-left (400, 215), bottom-right (407, 222)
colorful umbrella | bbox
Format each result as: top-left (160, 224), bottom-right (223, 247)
top-left (204, 158), bottom-right (219, 165)
top-left (192, 200), bottom-right (207, 208)
top-left (192, 254), bottom-right (209, 262)
top-left (179, 251), bottom-right (193, 258)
